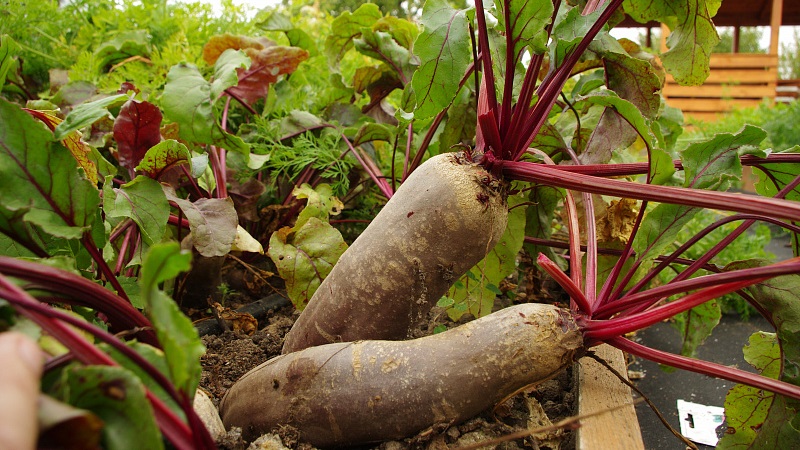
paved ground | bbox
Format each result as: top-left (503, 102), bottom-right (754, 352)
top-left (631, 315), bottom-right (771, 449)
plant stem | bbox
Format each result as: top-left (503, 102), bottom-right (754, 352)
top-left (81, 234), bottom-right (130, 302)
top-left (593, 259), bottom-right (800, 319)
top-left (537, 253), bottom-right (592, 314)
top-left (502, 161), bottom-right (800, 222)
top-left (608, 336), bottom-right (800, 402)
top-left (0, 256), bottom-right (158, 346)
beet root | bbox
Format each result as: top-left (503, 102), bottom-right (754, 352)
top-left (219, 303), bottom-right (583, 446)
top-left (282, 152), bottom-right (509, 354)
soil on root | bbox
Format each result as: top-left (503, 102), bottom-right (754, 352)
top-left (198, 304), bottom-right (577, 450)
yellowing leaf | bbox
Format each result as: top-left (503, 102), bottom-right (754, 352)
top-left (231, 225), bottom-right (264, 254)
top-left (596, 198), bottom-right (639, 244)
top-left (24, 109), bottom-right (99, 185)
top-left (202, 34), bottom-right (272, 65)
top-left (268, 218), bottom-right (348, 310)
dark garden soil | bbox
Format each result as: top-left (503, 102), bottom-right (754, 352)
top-left (194, 260), bottom-right (577, 450)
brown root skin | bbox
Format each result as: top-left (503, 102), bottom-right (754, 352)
top-left (282, 152), bottom-right (509, 354)
top-left (220, 303), bottom-right (584, 446)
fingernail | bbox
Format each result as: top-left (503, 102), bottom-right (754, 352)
top-left (14, 334), bottom-right (44, 376)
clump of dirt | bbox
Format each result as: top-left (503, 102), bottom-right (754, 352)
top-left (198, 303), bottom-right (577, 450)
top-left (200, 307), bottom-right (296, 403)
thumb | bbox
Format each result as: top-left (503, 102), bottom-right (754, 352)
top-left (0, 332), bottom-right (44, 450)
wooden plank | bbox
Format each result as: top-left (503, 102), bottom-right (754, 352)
top-left (666, 98), bottom-right (765, 112)
top-left (770, 0), bottom-right (784, 55)
top-left (576, 344), bottom-right (644, 450)
top-left (683, 112), bottom-right (722, 122)
top-left (664, 84), bottom-right (776, 99)
top-left (708, 53), bottom-right (778, 68)
top-left (667, 69), bottom-right (778, 84)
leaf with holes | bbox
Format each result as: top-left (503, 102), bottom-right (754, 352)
top-left (624, 0), bottom-right (721, 85)
top-left (135, 140), bottom-right (191, 180)
top-left (718, 263), bottom-right (800, 448)
top-left (48, 365), bottom-right (163, 450)
top-left (269, 217), bottom-right (348, 310)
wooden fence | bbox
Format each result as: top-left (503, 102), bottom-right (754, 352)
top-left (663, 53), bottom-right (779, 121)
top-left (777, 79), bottom-right (800, 102)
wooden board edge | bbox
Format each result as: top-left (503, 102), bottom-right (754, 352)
top-left (576, 344), bottom-right (645, 450)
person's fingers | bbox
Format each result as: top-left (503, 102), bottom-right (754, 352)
top-left (0, 332), bottom-right (44, 450)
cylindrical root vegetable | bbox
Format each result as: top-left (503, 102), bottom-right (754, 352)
top-left (220, 303), bottom-right (583, 446)
top-left (282, 152), bottom-right (509, 354)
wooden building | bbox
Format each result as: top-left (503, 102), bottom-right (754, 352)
top-left (619, 0), bottom-right (800, 121)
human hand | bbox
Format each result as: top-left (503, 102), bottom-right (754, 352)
top-left (0, 332), bottom-right (44, 450)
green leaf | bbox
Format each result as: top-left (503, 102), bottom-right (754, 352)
top-left (581, 45), bottom-right (664, 164)
top-left (410, 0), bottom-right (471, 121)
top-left (0, 203), bottom-right (46, 256)
top-left (140, 242), bottom-right (203, 396)
top-left (135, 139), bottom-right (191, 179)
top-left (53, 94), bottom-right (128, 140)
top-left (0, 99), bottom-right (100, 240)
top-left (755, 146), bottom-right (800, 202)
top-left (103, 176), bottom-right (169, 247)
top-left (0, 35), bottom-right (20, 91)
top-left (257, 12), bottom-right (318, 54)
top-left (268, 217), bottom-right (348, 310)
top-left (447, 192), bottom-right (528, 320)
top-left (717, 262), bottom-right (800, 448)
top-left (530, 121), bottom-right (567, 158)
top-left (354, 28), bottom-right (417, 83)
top-left (141, 241), bottom-right (192, 288)
top-left (671, 299), bottom-right (721, 358)
top-left (293, 184), bottom-right (344, 229)
top-left (48, 365), bottom-right (163, 450)
top-left (718, 332), bottom-right (782, 448)
top-left (438, 88), bottom-right (477, 153)
top-left (161, 63), bottom-right (249, 154)
top-left (549, 4), bottom-right (603, 68)
top-left (210, 49), bottom-right (250, 100)
top-left (683, 124), bottom-right (765, 191)
top-left (324, 3), bottom-right (382, 69)
top-left (353, 122), bottom-right (394, 146)
top-left (164, 190), bottom-right (238, 257)
top-left (373, 16), bottom-right (420, 50)
top-left (523, 184), bottom-right (562, 264)
top-left (101, 341), bottom-right (184, 420)
top-left (623, 0), bottom-right (721, 85)
top-left (94, 30), bottom-right (150, 70)
top-left (494, 0), bottom-right (553, 60)
top-left (574, 90), bottom-right (658, 158)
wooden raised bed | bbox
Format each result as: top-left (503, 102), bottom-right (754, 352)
top-left (576, 344), bottom-right (644, 449)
